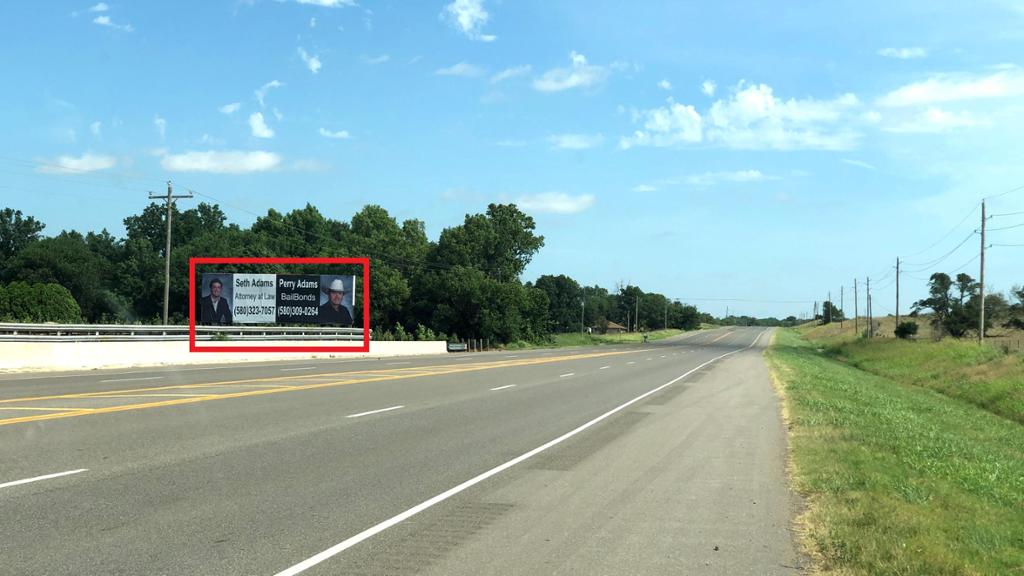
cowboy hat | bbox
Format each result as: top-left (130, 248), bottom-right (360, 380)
top-left (321, 278), bottom-right (347, 294)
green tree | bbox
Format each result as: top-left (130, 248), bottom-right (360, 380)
top-left (431, 204), bottom-right (544, 282)
top-left (534, 274), bottom-right (582, 332)
top-left (0, 208), bottom-right (45, 269)
top-left (3, 232), bottom-right (114, 321)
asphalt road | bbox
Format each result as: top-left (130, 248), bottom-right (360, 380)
top-left (0, 327), bottom-right (803, 575)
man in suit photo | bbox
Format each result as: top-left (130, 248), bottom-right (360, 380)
top-left (201, 277), bottom-right (233, 325)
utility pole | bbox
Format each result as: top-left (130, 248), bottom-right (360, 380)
top-left (895, 258), bottom-right (901, 330)
top-left (580, 300), bottom-right (585, 334)
top-left (867, 277), bottom-right (873, 338)
top-left (854, 278), bottom-right (859, 334)
top-left (149, 181), bottom-right (192, 325)
top-left (580, 286), bottom-right (586, 334)
top-left (635, 293), bottom-right (640, 332)
top-left (979, 200), bottom-right (986, 344)
top-left (840, 285), bottom-right (844, 329)
top-left (827, 290), bottom-right (832, 324)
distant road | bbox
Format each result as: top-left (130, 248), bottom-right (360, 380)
top-left (0, 327), bottom-right (803, 575)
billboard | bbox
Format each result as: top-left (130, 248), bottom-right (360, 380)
top-left (200, 272), bottom-right (356, 326)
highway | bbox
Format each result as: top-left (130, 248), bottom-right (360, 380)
top-left (0, 327), bottom-right (803, 575)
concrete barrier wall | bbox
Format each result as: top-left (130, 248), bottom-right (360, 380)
top-left (0, 340), bottom-right (449, 372)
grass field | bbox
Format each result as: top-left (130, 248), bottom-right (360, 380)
top-left (799, 322), bottom-right (1024, 425)
top-left (767, 329), bottom-right (1024, 575)
top-left (804, 314), bottom-right (1024, 353)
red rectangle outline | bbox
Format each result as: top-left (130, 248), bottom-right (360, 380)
top-left (189, 257), bottom-right (370, 353)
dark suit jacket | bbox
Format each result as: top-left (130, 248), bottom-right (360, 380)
top-left (318, 302), bottom-right (353, 326)
top-left (201, 296), bottom-right (233, 325)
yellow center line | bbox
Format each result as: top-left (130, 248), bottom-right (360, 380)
top-left (87, 393), bottom-right (214, 398)
top-left (0, 348), bottom-right (643, 406)
top-left (0, 406), bottom-right (97, 412)
top-left (0, 347), bottom-right (659, 427)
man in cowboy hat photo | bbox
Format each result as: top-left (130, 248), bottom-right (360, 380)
top-left (318, 276), bottom-right (353, 326)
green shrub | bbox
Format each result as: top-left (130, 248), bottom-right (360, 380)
top-left (0, 281), bottom-right (82, 323)
top-left (895, 321), bottom-right (919, 339)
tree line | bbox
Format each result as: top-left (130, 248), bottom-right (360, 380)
top-left (0, 204), bottom-right (716, 342)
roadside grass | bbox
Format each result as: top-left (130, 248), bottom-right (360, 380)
top-left (802, 314), bottom-right (1024, 352)
top-left (505, 328), bottom-right (689, 349)
top-left (767, 329), bottom-right (1024, 575)
top-left (798, 325), bottom-right (1024, 425)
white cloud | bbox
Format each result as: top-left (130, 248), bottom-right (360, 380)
top-left (90, 121), bottom-right (102, 138)
top-left (442, 0), bottom-right (496, 42)
top-left (294, 0), bottom-right (356, 6)
top-left (361, 54), bottom-right (391, 65)
top-left (88, 3), bottom-right (109, 12)
top-left (153, 116), bottom-right (166, 139)
top-left (547, 133), bottom-right (604, 150)
top-left (309, 17), bottom-right (316, 27)
top-left (619, 99), bottom-right (703, 149)
top-left (516, 192), bottom-right (595, 214)
top-left (490, 65), bottom-right (531, 84)
top-left (495, 139), bottom-right (527, 147)
top-left (248, 112), bottom-right (274, 138)
top-left (683, 170), bottom-right (776, 186)
top-left (318, 127), bottom-right (350, 139)
top-left (92, 14), bottom-right (133, 31)
top-left (272, 107), bottom-right (284, 121)
top-left (533, 51), bottom-right (609, 92)
top-left (878, 47), bottom-right (928, 59)
top-left (632, 184), bottom-right (657, 193)
top-left (160, 150), bottom-right (282, 174)
top-left (254, 80), bottom-right (283, 107)
top-left (435, 61), bottom-right (484, 77)
top-left (37, 153), bottom-right (116, 174)
top-left (297, 47), bottom-right (322, 74)
top-left (701, 80), bottom-right (717, 97)
top-left (883, 107), bottom-right (980, 133)
top-left (623, 83), bottom-right (862, 151)
top-left (657, 79), bottom-right (672, 91)
top-left (842, 158), bottom-right (877, 170)
top-left (877, 68), bottom-right (1024, 107)
top-left (219, 102), bottom-right (241, 115)
top-left (705, 83), bottom-right (860, 150)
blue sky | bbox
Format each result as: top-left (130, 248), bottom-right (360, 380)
top-left (2, 0), bottom-right (1024, 318)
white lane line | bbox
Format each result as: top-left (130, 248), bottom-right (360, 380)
top-left (504, 355), bottom-right (519, 358)
top-left (660, 355), bottom-right (667, 358)
top-left (386, 362), bottom-right (411, 366)
top-left (599, 366), bottom-right (610, 370)
top-left (490, 385), bottom-right (516, 391)
top-left (99, 376), bottom-right (164, 383)
top-left (273, 329), bottom-right (768, 576)
top-left (0, 469), bottom-right (88, 490)
top-left (559, 373), bottom-right (575, 378)
top-left (346, 405), bottom-right (404, 419)
top-left (281, 366), bottom-right (316, 372)
top-left (645, 358), bottom-right (653, 361)
top-left (627, 361), bottom-right (636, 365)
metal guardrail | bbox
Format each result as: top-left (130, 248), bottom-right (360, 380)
top-left (0, 323), bottom-right (366, 342)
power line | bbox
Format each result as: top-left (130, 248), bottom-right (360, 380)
top-left (988, 220), bottom-right (1024, 232)
top-left (984, 183), bottom-right (1024, 200)
top-left (902, 230), bottom-right (977, 273)
top-left (903, 203), bottom-right (979, 259)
